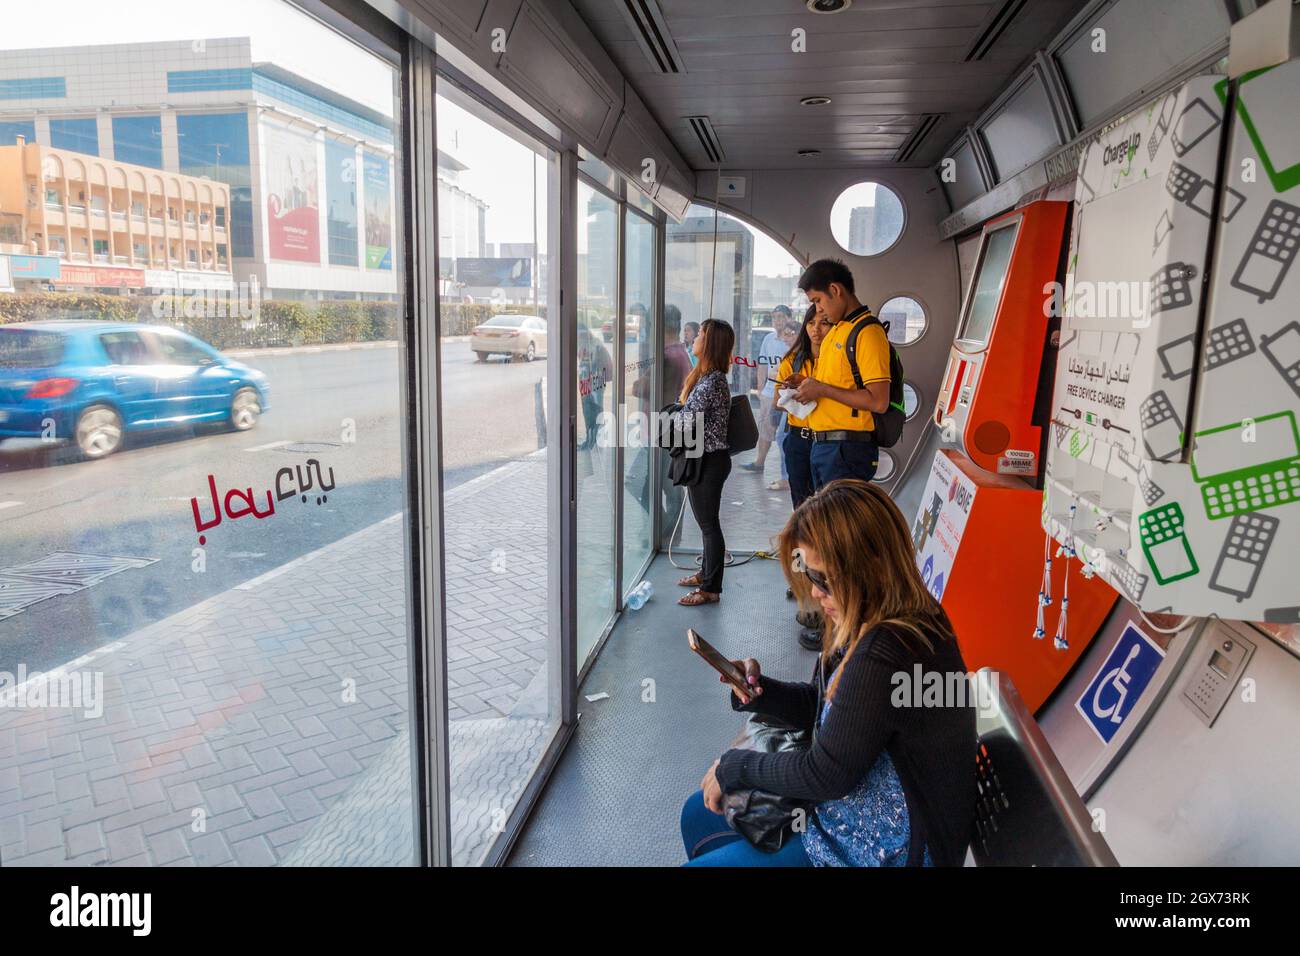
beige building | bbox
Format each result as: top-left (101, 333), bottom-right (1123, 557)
top-left (0, 137), bottom-right (232, 289)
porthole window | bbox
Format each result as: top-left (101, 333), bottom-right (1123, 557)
top-left (829, 181), bottom-right (905, 257)
top-left (903, 382), bottom-right (920, 420)
top-left (878, 295), bottom-right (927, 346)
top-left (874, 451), bottom-right (897, 483)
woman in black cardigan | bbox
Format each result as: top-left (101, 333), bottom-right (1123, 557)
top-left (682, 479), bottom-right (977, 866)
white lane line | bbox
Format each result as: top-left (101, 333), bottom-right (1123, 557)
top-left (0, 501), bottom-right (23, 512)
top-left (244, 440), bottom-right (293, 452)
top-left (234, 512), bottom-right (402, 590)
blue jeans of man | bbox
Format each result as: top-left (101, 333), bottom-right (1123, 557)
top-left (810, 437), bottom-right (877, 490)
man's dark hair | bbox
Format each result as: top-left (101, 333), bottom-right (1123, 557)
top-left (798, 258), bottom-right (855, 296)
top-left (664, 303), bottom-right (682, 336)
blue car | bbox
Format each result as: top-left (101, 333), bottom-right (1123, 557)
top-left (0, 321), bottom-right (270, 460)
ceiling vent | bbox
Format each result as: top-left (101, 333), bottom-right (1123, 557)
top-left (895, 114), bottom-right (943, 163)
top-left (620, 0), bottom-right (685, 74)
top-left (964, 0), bottom-right (1028, 61)
top-left (686, 115), bottom-right (724, 164)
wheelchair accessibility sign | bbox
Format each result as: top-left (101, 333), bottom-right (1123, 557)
top-left (1076, 622), bottom-right (1165, 744)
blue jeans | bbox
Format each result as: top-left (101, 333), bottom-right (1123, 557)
top-left (680, 790), bottom-right (812, 867)
top-left (810, 438), bottom-right (877, 490)
top-left (782, 426), bottom-right (814, 508)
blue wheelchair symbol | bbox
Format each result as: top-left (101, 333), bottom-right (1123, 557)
top-left (1076, 624), bottom-right (1165, 744)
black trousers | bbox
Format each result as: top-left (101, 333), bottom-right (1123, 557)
top-left (688, 449), bottom-right (732, 593)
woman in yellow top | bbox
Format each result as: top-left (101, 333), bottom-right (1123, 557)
top-left (775, 304), bottom-right (832, 509)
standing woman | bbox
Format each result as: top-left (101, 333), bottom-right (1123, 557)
top-left (776, 305), bottom-right (832, 509)
top-left (674, 318), bottom-right (735, 607)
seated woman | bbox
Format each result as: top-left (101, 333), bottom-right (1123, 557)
top-left (680, 479), bottom-right (977, 866)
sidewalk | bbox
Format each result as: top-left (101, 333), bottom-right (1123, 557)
top-left (0, 451), bottom-right (552, 867)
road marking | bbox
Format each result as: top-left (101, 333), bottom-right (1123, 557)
top-left (0, 501), bottom-right (22, 512)
top-left (235, 513), bottom-right (402, 590)
top-left (244, 440), bottom-right (293, 452)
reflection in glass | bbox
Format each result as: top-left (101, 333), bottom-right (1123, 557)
top-left (622, 210), bottom-right (657, 594)
top-left (0, 0), bottom-right (414, 867)
top-left (577, 182), bottom-right (618, 666)
top-left (435, 84), bottom-right (558, 865)
top-left (958, 223), bottom-right (1018, 346)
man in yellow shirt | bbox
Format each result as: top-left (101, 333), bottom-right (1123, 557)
top-left (789, 259), bottom-right (891, 489)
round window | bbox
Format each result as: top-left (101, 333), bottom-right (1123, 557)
top-left (878, 296), bottom-right (927, 346)
top-left (873, 451), bottom-right (897, 483)
top-left (829, 181), bottom-right (905, 257)
top-left (903, 382), bottom-right (920, 420)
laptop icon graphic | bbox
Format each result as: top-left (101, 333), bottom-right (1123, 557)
top-left (1191, 410), bottom-right (1300, 520)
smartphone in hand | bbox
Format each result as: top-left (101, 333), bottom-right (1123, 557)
top-left (688, 628), bottom-right (752, 698)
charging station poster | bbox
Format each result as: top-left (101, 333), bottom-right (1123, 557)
top-left (264, 121), bottom-right (320, 263)
top-left (363, 151), bottom-right (392, 271)
top-left (910, 450), bottom-right (977, 602)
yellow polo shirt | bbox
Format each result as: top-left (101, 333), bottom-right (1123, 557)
top-left (776, 354), bottom-right (814, 428)
top-left (807, 314), bottom-right (890, 432)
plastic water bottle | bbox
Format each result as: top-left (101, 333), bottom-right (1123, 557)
top-left (627, 580), bottom-right (654, 610)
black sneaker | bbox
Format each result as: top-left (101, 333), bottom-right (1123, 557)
top-left (798, 628), bottom-right (822, 651)
top-left (795, 608), bottom-right (823, 629)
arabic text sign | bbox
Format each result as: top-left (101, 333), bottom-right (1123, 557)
top-left (1075, 621), bottom-right (1165, 744)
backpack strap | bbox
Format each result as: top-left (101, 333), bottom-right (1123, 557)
top-left (843, 307), bottom-right (884, 418)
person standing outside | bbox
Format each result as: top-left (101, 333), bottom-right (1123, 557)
top-left (683, 321), bottom-right (701, 367)
top-left (789, 259), bottom-right (890, 488)
top-left (742, 304), bottom-right (794, 479)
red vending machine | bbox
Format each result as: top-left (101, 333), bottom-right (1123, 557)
top-left (916, 200), bottom-right (1117, 712)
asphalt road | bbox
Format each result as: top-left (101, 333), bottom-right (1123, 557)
top-left (0, 342), bottom-right (549, 674)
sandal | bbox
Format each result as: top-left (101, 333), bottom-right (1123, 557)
top-left (677, 572), bottom-right (703, 587)
top-left (679, 589), bottom-right (720, 606)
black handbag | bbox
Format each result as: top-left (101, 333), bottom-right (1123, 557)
top-left (722, 714), bottom-right (814, 853)
top-left (727, 394), bottom-right (759, 456)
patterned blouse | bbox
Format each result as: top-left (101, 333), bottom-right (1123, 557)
top-left (673, 369), bottom-right (731, 453)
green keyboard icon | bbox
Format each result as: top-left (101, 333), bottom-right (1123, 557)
top-left (1138, 502), bottom-right (1200, 586)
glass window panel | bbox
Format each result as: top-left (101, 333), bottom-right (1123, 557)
top-left (879, 295), bottom-right (928, 346)
top-left (577, 180), bottom-right (619, 666)
top-left (829, 181), bottom-right (906, 257)
top-left (958, 223), bottom-right (1018, 346)
top-left (0, 0), bottom-right (415, 867)
top-left (663, 202), bottom-right (806, 554)
top-left (49, 118), bottom-right (99, 155)
top-left (435, 82), bottom-right (559, 864)
top-left (622, 209), bottom-right (657, 594)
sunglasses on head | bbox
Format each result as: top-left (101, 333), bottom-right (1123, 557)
top-left (791, 548), bottom-right (832, 596)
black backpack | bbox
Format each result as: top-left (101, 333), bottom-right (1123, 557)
top-left (844, 310), bottom-right (907, 448)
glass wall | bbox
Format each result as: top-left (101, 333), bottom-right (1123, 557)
top-left (663, 202), bottom-right (806, 554)
top-left (575, 179), bottom-right (618, 666)
top-left (0, 0), bottom-right (415, 866)
top-left (621, 208), bottom-right (657, 594)
top-left (434, 81), bottom-right (559, 866)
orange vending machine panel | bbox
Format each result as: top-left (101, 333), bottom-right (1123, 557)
top-left (934, 200), bottom-right (1069, 479)
top-left (912, 450), bottom-right (1116, 712)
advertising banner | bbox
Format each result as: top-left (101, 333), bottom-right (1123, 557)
top-left (325, 140), bottom-right (358, 267)
top-left (263, 121), bottom-right (320, 263)
top-left (455, 257), bottom-right (532, 288)
top-left (363, 151), bottom-right (392, 271)
top-left (57, 265), bottom-right (145, 288)
top-left (7, 254), bottom-right (61, 281)
top-left (910, 450), bottom-right (978, 603)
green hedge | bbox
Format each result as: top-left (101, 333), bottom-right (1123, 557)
top-left (0, 292), bottom-right (546, 348)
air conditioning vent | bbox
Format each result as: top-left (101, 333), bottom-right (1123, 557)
top-left (895, 114), bottom-right (943, 163)
top-left (686, 115), bottom-right (724, 165)
top-left (964, 0), bottom-right (1028, 62)
top-left (620, 0), bottom-right (685, 74)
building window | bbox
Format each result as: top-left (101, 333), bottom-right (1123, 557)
top-left (49, 117), bottom-right (98, 156)
top-left (111, 115), bottom-right (162, 169)
top-left (0, 120), bottom-right (36, 146)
